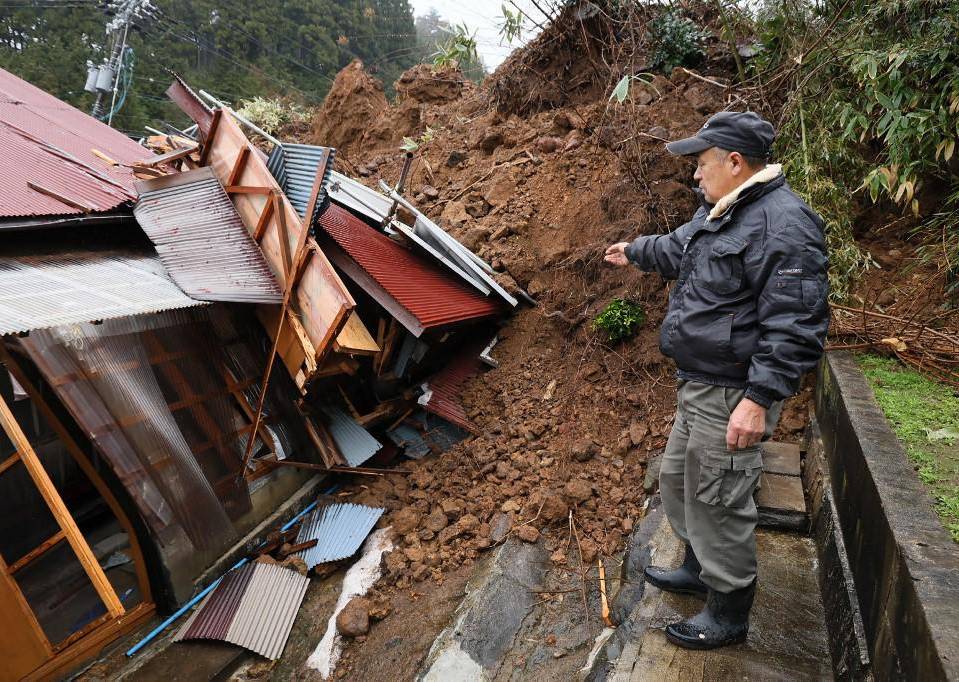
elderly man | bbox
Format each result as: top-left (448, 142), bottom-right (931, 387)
top-left (605, 111), bottom-right (829, 650)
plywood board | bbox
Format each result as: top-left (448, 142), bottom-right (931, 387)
top-left (334, 311), bottom-right (381, 356)
top-left (202, 112), bottom-right (356, 374)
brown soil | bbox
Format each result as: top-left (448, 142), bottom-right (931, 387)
top-left (300, 37), bottom-right (813, 679)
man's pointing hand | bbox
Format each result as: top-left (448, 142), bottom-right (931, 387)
top-left (604, 242), bottom-right (630, 267)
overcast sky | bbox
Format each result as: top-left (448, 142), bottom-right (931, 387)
top-left (409, 0), bottom-right (547, 71)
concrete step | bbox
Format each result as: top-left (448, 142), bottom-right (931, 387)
top-left (758, 442), bottom-right (807, 532)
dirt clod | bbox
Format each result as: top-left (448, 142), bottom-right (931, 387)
top-left (337, 597), bottom-right (371, 637)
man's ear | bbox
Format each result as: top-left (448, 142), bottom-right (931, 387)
top-left (728, 151), bottom-right (746, 175)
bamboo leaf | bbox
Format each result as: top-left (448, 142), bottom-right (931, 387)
top-left (610, 75), bottom-right (631, 104)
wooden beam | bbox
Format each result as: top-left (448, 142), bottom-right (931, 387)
top-left (0, 451), bottom-right (19, 476)
top-left (197, 108), bottom-right (222, 166)
top-left (141, 142), bottom-right (200, 168)
top-left (8, 530), bottom-right (66, 574)
top-left (26, 182), bottom-right (95, 213)
top-left (252, 193), bottom-right (275, 242)
top-left (0, 393), bottom-right (123, 617)
top-left (226, 185), bottom-right (273, 195)
top-left (225, 145), bottom-right (250, 187)
top-left (334, 311), bottom-right (380, 356)
top-left (274, 191), bottom-right (293, 278)
top-left (23, 602), bottom-right (155, 681)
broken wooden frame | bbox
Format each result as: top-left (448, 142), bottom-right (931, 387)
top-left (184, 104), bottom-right (367, 390)
top-left (0, 349), bottom-right (155, 680)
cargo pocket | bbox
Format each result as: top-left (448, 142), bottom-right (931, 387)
top-left (694, 448), bottom-right (763, 508)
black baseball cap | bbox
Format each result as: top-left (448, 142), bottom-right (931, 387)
top-left (665, 111), bottom-right (774, 159)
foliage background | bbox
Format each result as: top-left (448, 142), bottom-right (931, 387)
top-left (0, 0), bottom-right (421, 134)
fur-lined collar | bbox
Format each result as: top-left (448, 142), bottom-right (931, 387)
top-left (707, 163), bottom-right (783, 221)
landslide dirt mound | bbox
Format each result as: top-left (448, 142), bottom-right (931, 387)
top-left (303, 47), bottom-right (812, 679)
top-left (310, 59), bottom-right (389, 156)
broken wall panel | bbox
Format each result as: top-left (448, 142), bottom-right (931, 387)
top-left (133, 167), bottom-right (283, 304)
top-left (293, 503), bottom-right (384, 568)
top-left (174, 562), bottom-right (309, 660)
top-left (199, 111), bottom-right (356, 381)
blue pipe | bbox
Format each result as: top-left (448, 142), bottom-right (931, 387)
top-left (125, 485), bottom-right (337, 657)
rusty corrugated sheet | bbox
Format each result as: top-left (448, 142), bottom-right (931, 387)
top-left (294, 503), bottom-right (384, 568)
top-left (0, 67), bottom-right (151, 220)
top-left (174, 562), bottom-right (309, 660)
top-left (165, 75), bottom-right (214, 138)
top-left (321, 406), bottom-right (382, 467)
top-left (133, 168), bottom-right (283, 303)
top-left (0, 250), bottom-right (204, 336)
top-left (316, 204), bottom-right (502, 333)
top-left (419, 347), bottom-right (485, 433)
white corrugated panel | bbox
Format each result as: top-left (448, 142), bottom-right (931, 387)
top-left (0, 250), bottom-right (203, 336)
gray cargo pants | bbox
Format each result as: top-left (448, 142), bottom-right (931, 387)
top-left (659, 380), bottom-right (782, 593)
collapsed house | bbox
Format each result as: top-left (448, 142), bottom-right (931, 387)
top-left (0, 68), bottom-right (514, 678)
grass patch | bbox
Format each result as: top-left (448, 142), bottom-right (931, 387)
top-left (859, 354), bottom-right (959, 542)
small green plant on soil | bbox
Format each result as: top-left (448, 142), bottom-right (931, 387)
top-left (592, 298), bottom-right (646, 344)
top-left (647, 9), bottom-right (709, 72)
top-left (859, 354), bottom-right (959, 541)
top-left (432, 22), bottom-right (479, 69)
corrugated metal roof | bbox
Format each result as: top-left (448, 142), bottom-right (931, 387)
top-left (419, 348), bottom-right (485, 433)
top-left (174, 562), bottom-right (309, 660)
top-left (381, 187), bottom-right (518, 308)
top-left (0, 250), bottom-right (203, 336)
top-left (133, 168), bottom-right (283, 303)
top-left (267, 143), bottom-right (339, 218)
top-left (294, 503), bottom-right (384, 568)
top-left (321, 406), bottom-right (382, 467)
top-left (317, 204), bottom-right (502, 331)
top-left (266, 142), bottom-right (394, 222)
top-left (0, 68), bottom-right (152, 219)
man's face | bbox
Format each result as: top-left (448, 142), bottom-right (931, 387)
top-left (693, 148), bottom-right (739, 204)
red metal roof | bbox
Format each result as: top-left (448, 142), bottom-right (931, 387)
top-left (317, 203), bottom-right (502, 330)
top-left (0, 68), bottom-right (153, 219)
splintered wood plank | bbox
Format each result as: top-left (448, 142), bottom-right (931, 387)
top-left (757, 472), bottom-right (807, 531)
top-left (256, 306), bottom-right (307, 380)
top-left (334, 311), bottom-right (380, 356)
top-left (202, 112), bottom-right (353, 368)
top-left (761, 441), bottom-right (801, 477)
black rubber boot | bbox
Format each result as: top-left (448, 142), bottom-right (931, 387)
top-left (643, 544), bottom-right (708, 598)
top-left (664, 579), bottom-right (756, 650)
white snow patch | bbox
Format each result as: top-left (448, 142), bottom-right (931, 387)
top-left (305, 527), bottom-right (393, 678)
top-left (421, 640), bottom-right (487, 682)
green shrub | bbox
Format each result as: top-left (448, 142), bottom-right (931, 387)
top-left (235, 97), bottom-right (308, 135)
top-left (648, 10), bottom-right (709, 72)
top-left (592, 298), bottom-right (646, 344)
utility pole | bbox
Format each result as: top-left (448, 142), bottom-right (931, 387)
top-left (85, 0), bottom-right (155, 123)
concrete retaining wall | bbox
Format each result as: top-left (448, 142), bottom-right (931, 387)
top-left (815, 352), bottom-right (959, 681)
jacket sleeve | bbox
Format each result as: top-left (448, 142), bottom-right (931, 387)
top-left (744, 220), bottom-right (830, 407)
top-left (624, 220), bottom-right (691, 280)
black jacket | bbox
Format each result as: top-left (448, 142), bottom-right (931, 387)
top-left (625, 170), bottom-right (829, 407)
